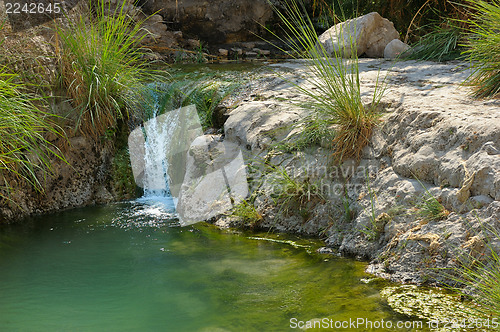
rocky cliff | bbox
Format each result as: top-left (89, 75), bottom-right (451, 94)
top-left (138, 0), bottom-right (275, 44)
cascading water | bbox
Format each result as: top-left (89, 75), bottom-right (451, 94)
top-left (132, 86), bottom-right (185, 212)
top-left (139, 106), bottom-right (179, 210)
top-left (128, 85), bottom-right (248, 226)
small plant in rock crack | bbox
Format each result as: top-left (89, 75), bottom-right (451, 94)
top-left (342, 191), bottom-right (356, 222)
top-left (412, 176), bottom-right (450, 222)
top-left (230, 199), bottom-right (263, 229)
top-left (359, 173), bottom-right (380, 241)
top-left (267, 164), bottom-right (326, 216)
top-left (416, 190), bottom-right (450, 222)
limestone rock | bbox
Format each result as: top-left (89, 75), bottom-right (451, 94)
top-left (384, 39), bottom-right (411, 59)
top-left (317, 12), bottom-right (400, 58)
top-left (176, 135), bottom-right (248, 225)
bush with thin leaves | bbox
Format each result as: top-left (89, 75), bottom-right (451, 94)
top-left (0, 68), bottom-right (65, 204)
top-left (141, 76), bottom-right (240, 130)
top-left (447, 218), bottom-right (500, 322)
top-left (265, 0), bottom-right (385, 161)
top-left (407, 24), bottom-right (463, 62)
top-left (463, 0), bottom-right (500, 98)
top-left (58, 0), bottom-right (156, 138)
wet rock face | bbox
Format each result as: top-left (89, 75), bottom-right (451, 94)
top-left (139, 0), bottom-right (274, 44)
top-left (0, 134), bottom-right (115, 222)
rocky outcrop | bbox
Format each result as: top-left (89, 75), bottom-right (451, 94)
top-left (317, 12), bottom-right (400, 58)
top-left (138, 0), bottom-right (274, 44)
top-left (0, 134), bottom-right (115, 222)
top-left (216, 59), bottom-right (500, 285)
top-left (0, 2), bottom-right (120, 222)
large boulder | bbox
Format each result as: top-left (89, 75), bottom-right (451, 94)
top-left (317, 12), bottom-right (400, 58)
top-left (176, 135), bottom-right (249, 225)
top-left (138, 0), bottom-right (274, 44)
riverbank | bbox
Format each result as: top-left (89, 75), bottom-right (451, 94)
top-left (213, 58), bottom-right (500, 285)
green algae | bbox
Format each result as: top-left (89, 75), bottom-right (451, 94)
top-left (381, 285), bottom-right (491, 331)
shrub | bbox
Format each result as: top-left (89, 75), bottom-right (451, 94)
top-left (266, 0), bottom-right (385, 161)
top-left (463, 0), bottom-right (500, 98)
top-left (0, 68), bottom-right (65, 202)
top-left (57, 0), bottom-right (155, 138)
top-left (406, 24), bottom-right (463, 61)
top-left (142, 76), bottom-right (240, 130)
top-left (310, 0), bottom-right (470, 42)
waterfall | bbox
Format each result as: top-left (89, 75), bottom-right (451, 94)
top-left (128, 101), bottom-right (204, 214)
top-left (138, 105), bottom-right (179, 209)
top-left (128, 96), bottom-right (249, 226)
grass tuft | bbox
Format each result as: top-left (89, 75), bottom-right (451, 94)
top-left (417, 195), bottom-right (450, 221)
top-left (406, 24), bottom-right (463, 62)
top-left (462, 0), bottom-right (500, 98)
top-left (265, 0), bottom-right (385, 162)
top-left (0, 67), bottom-right (65, 203)
top-left (448, 216), bottom-right (500, 320)
top-left (267, 164), bottom-right (325, 215)
top-left (57, 0), bottom-right (157, 138)
top-left (230, 200), bottom-right (263, 228)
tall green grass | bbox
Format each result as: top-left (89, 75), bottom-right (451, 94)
top-left (58, 0), bottom-right (156, 138)
top-left (463, 0), bottom-right (500, 98)
top-left (142, 76), bottom-right (239, 130)
top-left (0, 67), bottom-right (65, 203)
top-left (407, 24), bottom-right (463, 62)
top-left (448, 217), bottom-right (500, 321)
top-left (266, 0), bottom-right (385, 161)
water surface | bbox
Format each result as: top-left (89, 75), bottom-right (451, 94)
top-left (0, 202), bottom-right (418, 331)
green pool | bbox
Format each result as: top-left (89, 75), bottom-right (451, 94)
top-left (0, 201), bottom-right (423, 331)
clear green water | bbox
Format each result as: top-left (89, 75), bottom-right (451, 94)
top-left (0, 202), bottom-right (419, 331)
